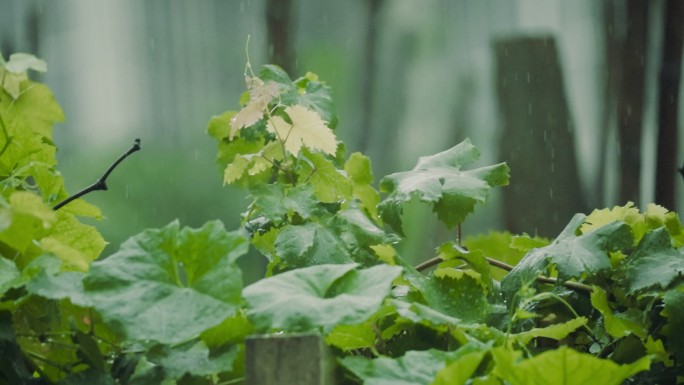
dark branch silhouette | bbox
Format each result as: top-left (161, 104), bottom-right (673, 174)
top-left (53, 139), bottom-right (141, 210)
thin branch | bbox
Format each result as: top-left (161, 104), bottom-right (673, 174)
top-left (53, 139), bottom-right (141, 210)
top-left (414, 255), bottom-right (593, 294)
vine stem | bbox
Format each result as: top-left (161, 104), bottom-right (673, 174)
top-left (53, 139), bottom-right (141, 210)
top-left (415, 255), bottom-right (593, 294)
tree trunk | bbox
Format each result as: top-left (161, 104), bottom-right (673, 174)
top-left (357, 0), bottom-right (384, 153)
top-left (597, 0), bottom-right (623, 206)
top-left (266, 0), bottom-right (295, 73)
top-left (617, 0), bottom-right (649, 205)
top-left (654, 0), bottom-right (684, 210)
top-left (495, 36), bottom-right (587, 237)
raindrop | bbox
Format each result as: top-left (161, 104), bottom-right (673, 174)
top-left (125, 185), bottom-right (130, 199)
top-left (549, 188), bottom-right (553, 199)
top-left (526, 72), bottom-right (530, 83)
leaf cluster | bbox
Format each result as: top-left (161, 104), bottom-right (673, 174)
top-left (4, 55), bottom-right (684, 385)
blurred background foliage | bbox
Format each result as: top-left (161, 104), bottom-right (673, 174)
top-left (1, 0), bottom-right (682, 282)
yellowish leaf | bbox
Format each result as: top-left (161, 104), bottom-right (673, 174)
top-left (229, 77), bottom-right (280, 139)
top-left (267, 105), bottom-right (337, 156)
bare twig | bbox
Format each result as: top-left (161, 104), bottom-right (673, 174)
top-left (53, 139), bottom-right (141, 210)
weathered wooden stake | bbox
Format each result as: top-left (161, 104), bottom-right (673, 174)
top-left (245, 333), bottom-right (336, 385)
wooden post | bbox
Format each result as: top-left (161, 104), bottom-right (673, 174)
top-left (245, 333), bottom-right (337, 385)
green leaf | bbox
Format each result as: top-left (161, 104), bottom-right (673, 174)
top-left (0, 191), bottom-right (56, 253)
top-left (275, 222), bottom-right (353, 268)
top-left (464, 232), bottom-right (549, 281)
top-left (243, 263), bottom-right (402, 332)
top-left (335, 206), bottom-right (399, 248)
top-left (147, 341), bottom-right (241, 379)
top-left (378, 138), bottom-right (509, 233)
top-left (662, 284), bottom-right (684, 358)
top-left (249, 183), bottom-right (320, 224)
top-left (391, 299), bottom-right (463, 330)
top-left (206, 111), bottom-right (235, 140)
top-left (512, 317), bottom-right (588, 345)
top-left (502, 216), bottom-right (632, 297)
top-left (491, 346), bottom-right (650, 385)
top-left (0, 257), bottom-right (22, 296)
top-left (259, 64), bottom-right (294, 88)
top-left (201, 310), bottom-right (254, 349)
top-left (325, 305), bottom-right (396, 351)
top-left (83, 220), bottom-right (247, 343)
top-left (1, 82), bottom-right (64, 139)
top-left (436, 242), bottom-right (492, 292)
top-left (293, 73), bottom-right (338, 128)
top-left (25, 256), bottom-right (91, 307)
top-left (340, 344), bottom-right (487, 385)
top-left (590, 287), bottom-right (646, 339)
top-left (325, 319), bottom-right (377, 351)
top-left (39, 211), bottom-right (106, 271)
top-left (619, 228), bottom-right (684, 294)
top-left (298, 149), bottom-right (352, 203)
top-left (345, 152), bottom-right (381, 218)
top-left (431, 349), bottom-right (489, 385)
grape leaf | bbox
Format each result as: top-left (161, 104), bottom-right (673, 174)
top-left (408, 268), bottom-right (491, 324)
top-left (335, 205), bottom-right (399, 248)
top-left (340, 344), bottom-right (487, 385)
top-left (0, 257), bottom-right (22, 296)
top-left (147, 341), bottom-right (241, 379)
top-left (378, 138), bottom-right (509, 233)
top-left (1, 82), bottom-right (64, 139)
top-left (325, 322), bottom-right (377, 351)
top-left (25, 255), bottom-right (91, 307)
top-left (298, 149), bottom-right (352, 203)
top-left (201, 310), bottom-right (254, 349)
top-left (580, 202), bottom-right (645, 243)
top-left (230, 76), bottom-right (280, 138)
top-left (0, 191), bottom-right (56, 253)
top-left (1, 53), bottom-right (47, 100)
top-left (619, 228), bottom-right (684, 294)
top-left (259, 65), bottom-right (338, 127)
top-left (325, 305), bottom-right (396, 351)
top-left (464, 232), bottom-right (549, 281)
top-left (590, 287), bottom-right (646, 338)
top-left (206, 111), bottom-right (234, 141)
top-left (431, 349), bottom-right (490, 385)
top-left (512, 317), bottom-right (588, 345)
top-left (345, 152), bottom-right (381, 218)
top-left (274, 222), bottom-right (353, 268)
top-left (243, 263), bottom-right (402, 332)
top-left (502, 215), bottom-right (633, 297)
top-left (39, 211), bottom-right (106, 272)
top-left (267, 105), bottom-right (337, 156)
top-left (491, 346), bottom-right (650, 385)
top-left (662, 284), bottom-right (684, 358)
top-left (436, 242), bottom-right (492, 292)
top-left (83, 220), bottom-right (247, 344)
top-left (644, 204), bottom-right (684, 246)
top-left (248, 183), bottom-right (320, 224)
